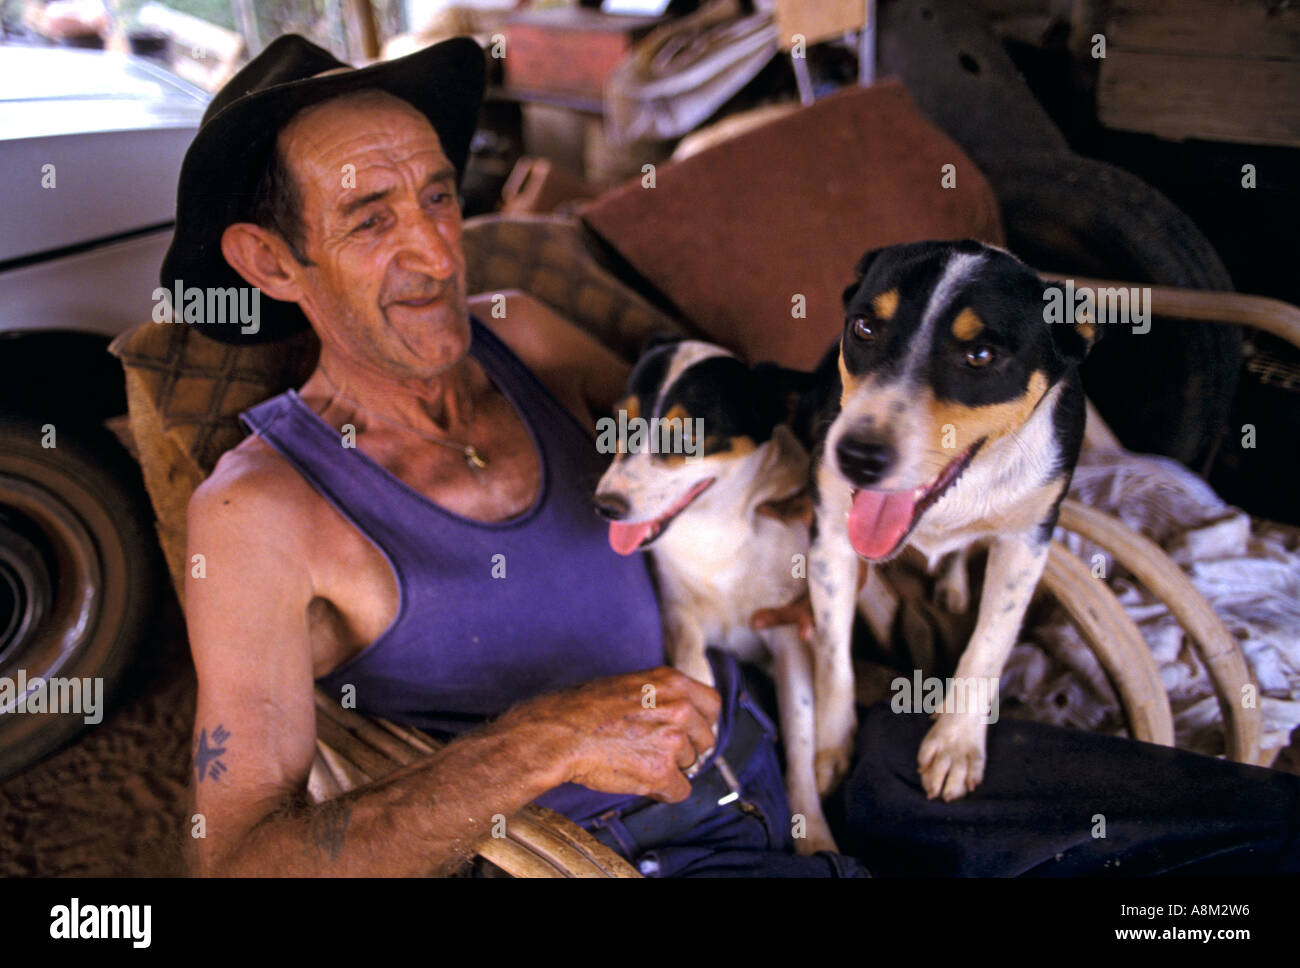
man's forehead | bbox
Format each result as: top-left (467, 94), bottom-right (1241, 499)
top-left (279, 89), bottom-right (448, 182)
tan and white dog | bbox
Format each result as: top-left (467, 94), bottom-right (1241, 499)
top-left (593, 338), bottom-right (839, 854)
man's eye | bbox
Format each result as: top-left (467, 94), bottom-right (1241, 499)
top-left (850, 315), bottom-right (875, 341)
top-left (353, 215), bottom-right (381, 233)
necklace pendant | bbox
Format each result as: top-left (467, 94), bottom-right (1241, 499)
top-left (464, 446), bottom-right (488, 471)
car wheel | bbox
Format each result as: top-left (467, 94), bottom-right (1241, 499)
top-left (983, 152), bottom-right (1240, 472)
top-left (0, 415), bottom-right (160, 779)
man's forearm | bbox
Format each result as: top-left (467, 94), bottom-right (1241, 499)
top-left (199, 720), bottom-right (567, 877)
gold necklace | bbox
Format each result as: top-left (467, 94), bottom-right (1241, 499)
top-left (317, 367), bottom-right (489, 477)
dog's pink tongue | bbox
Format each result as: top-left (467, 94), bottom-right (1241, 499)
top-left (848, 488), bottom-right (917, 559)
top-left (609, 521), bottom-right (656, 556)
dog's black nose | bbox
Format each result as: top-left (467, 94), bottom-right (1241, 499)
top-left (836, 434), bottom-right (895, 486)
top-left (593, 493), bottom-right (629, 521)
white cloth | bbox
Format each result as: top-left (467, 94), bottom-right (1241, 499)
top-left (1000, 451), bottom-right (1300, 758)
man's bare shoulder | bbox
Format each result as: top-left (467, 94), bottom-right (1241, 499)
top-left (468, 289), bottom-right (574, 360)
top-left (188, 434), bottom-right (320, 540)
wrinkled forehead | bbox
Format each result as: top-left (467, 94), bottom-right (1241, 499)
top-left (278, 89), bottom-right (446, 186)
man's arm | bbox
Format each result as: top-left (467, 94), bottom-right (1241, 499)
top-left (185, 453), bottom-right (718, 876)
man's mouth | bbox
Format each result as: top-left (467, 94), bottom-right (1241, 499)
top-left (846, 439), bottom-right (984, 560)
top-left (607, 478), bottom-right (715, 555)
top-left (385, 294), bottom-right (439, 311)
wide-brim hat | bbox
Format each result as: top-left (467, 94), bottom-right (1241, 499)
top-left (161, 33), bottom-right (486, 345)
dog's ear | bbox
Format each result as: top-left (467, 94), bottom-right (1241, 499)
top-left (753, 361), bottom-right (817, 420)
top-left (1042, 280), bottom-right (1101, 365)
top-left (842, 247), bottom-right (888, 308)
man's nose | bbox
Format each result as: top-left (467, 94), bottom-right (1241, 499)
top-left (836, 430), bottom-right (895, 487)
top-left (394, 209), bottom-right (458, 278)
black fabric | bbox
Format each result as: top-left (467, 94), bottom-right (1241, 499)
top-left (829, 702), bottom-right (1300, 877)
top-left (640, 668), bottom-right (1300, 877)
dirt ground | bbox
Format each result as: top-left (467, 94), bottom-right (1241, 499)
top-left (2, 587), bottom-right (1297, 878)
top-left (0, 594), bottom-right (195, 876)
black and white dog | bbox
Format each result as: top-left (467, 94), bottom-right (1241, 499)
top-left (804, 240), bottom-right (1097, 801)
top-left (593, 339), bottom-right (838, 854)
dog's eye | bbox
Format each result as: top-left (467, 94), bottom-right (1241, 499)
top-left (850, 315), bottom-right (875, 341)
top-left (965, 345), bottom-right (995, 368)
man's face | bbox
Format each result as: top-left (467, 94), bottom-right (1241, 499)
top-left (279, 90), bottom-right (469, 379)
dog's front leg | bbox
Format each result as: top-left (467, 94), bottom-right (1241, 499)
top-left (665, 609), bottom-right (712, 688)
top-left (935, 548), bottom-right (970, 614)
top-left (917, 533), bottom-right (1048, 801)
top-left (762, 624), bottom-right (838, 854)
top-left (808, 499), bottom-right (860, 796)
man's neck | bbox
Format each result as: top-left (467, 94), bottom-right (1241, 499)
top-left (306, 345), bottom-right (480, 439)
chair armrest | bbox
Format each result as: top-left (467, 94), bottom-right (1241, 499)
top-left (308, 690), bottom-right (641, 878)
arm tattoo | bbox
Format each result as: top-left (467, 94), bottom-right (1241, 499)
top-left (310, 798), bottom-right (352, 862)
top-left (193, 724), bottom-right (230, 783)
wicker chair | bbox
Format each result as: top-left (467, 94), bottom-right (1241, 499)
top-left (112, 208), bottom-right (1300, 875)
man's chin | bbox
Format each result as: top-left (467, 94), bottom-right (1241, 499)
top-left (382, 298), bottom-right (471, 367)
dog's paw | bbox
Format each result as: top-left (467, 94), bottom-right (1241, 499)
top-left (815, 741), bottom-right (852, 797)
top-left (917, 714), bottom-right (987, 801)
top-left (814, 702), bottom-right (856, 795)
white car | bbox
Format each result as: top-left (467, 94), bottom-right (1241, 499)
top-left (0, 43), bottom-right (208, 777)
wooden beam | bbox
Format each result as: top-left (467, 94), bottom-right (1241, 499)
top-left (1098, 51), bottom-right (1300, 147)
top-left (342, 0), bottom-right (380, 62)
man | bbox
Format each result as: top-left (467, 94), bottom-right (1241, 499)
top-left (175, 36), bottom-right (1300, 878)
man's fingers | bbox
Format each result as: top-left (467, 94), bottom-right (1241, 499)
top-left (676, 706), bottom-right (718, 765)
top-left (750, 593), bottom-right (815, 640)
top-left (653, 768), bottom-right (693, 803)
top-left (750, 604), bottom-right (792, 629)
top-left (665, 669), bottom-right (722, 728)
top-left (674, 735), bottom-right (701, 772)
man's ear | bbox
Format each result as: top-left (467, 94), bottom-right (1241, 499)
top-left (219, 222), bottom-right (307, 303)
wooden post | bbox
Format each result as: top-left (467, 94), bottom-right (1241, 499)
top-left (342, 0), bottom-right (381, 62)
top-left (231, 0), bottom-right (260, 57)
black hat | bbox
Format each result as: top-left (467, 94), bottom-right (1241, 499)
top-left (160, 34), bottom-right (485, 345)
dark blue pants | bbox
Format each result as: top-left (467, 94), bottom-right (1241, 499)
top-left (829, 702), bottom-right (1300, 876)
top-left (629, 656), bottom-right (1300, 877)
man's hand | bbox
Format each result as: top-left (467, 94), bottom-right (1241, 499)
top-left (498, 667), bottom-right (721, 804)
top-left (751, 591), bottom-right (817, 643)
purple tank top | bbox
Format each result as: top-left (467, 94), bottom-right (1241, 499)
top-left (239, 317), bottom-right (665, 820)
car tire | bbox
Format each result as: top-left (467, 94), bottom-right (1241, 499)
top-left (0, 415), bottom-right (161, 779)
top-left (982, 152), bottom-right (1240, 472)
